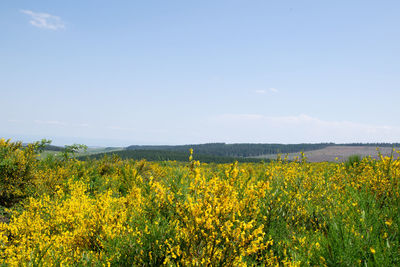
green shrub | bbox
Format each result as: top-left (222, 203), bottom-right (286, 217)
top-left (0, 138), bottom-right (49, 207)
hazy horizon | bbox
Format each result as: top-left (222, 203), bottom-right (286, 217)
top-left (4, 134), bottom-right (400, 148)
top-left (2, 1), bottom-right (400, 146)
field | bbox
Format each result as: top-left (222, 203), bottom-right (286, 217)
top-left (1, 139), bottom-right (400, 266)
top-left (253, 146), bottom-right (400, 162)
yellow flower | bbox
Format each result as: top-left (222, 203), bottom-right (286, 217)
top-left (385, 220), bottom-right (393, 226)
top-left (189, 148), bottom-right (193, 161)
top-left (370, 247), bottom-right (376, 254)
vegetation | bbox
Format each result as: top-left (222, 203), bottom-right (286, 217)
top-left (0, 139), bottom-right (50, 207)
top-left (1, 138), bottom-right (400, 266)
top-left (37, 142), bottom-right (400, 161)
top-left (345, 154), bottom-right (362, 169)
top-left (40, 144), bottom-right (64, 152)
top-left (80, 149), bottom-right (266, 163)
top-left (126, 143), bottom-right (332, 157)
top-left (126, 143), bottom-right (400, 158)
top-left (337, 143), bottom-right (400, 148)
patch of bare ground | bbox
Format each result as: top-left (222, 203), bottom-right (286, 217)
top-left (253, 146), bottom-right (400, 162)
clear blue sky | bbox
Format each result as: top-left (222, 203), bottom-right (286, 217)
top-left (1, 0), bottom-right (400, 146)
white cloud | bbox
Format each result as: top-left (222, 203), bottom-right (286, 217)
top-left (34, 120), bottom-right (67, 126)
top-left (209, 114), bottom-right (400, 143)
top-left (32, 120), bottom-right (92, 128)
top-left (255, 88), bottom-right (279, 94)
top-left (21, 10), bottom-right (65, 30)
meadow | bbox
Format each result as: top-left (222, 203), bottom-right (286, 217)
top-left (0, 138), bottom-right (399, 266)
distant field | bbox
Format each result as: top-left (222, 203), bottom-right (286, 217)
top-left (252, 145), bottom-right (400, 162)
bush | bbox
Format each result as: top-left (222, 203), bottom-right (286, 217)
top-left (0, 138), bottom-right (49, 207)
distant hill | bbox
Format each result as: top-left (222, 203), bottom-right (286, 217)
top-left (79, 149), bottom-right (267, 164)
top-left (43, 145), bottom-right (65, 151)
top-left (125, 143), bottom-right (334, 157)
top-left (40, 142), bottom-right (400, 163)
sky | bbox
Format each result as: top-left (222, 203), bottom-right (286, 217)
top-left (1, 0), bottom-right (400, 146)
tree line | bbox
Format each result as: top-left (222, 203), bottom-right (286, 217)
top-left (126, 143), bottom-right (333, 157)
top-left (79, 149), bottom-right (267, 164)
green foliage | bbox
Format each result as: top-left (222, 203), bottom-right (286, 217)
top-left (41, 144), bottom-right (64, 152)
top-left (80, 149), bottom-right (267, 163)
top-left (0, 138), bottom-right (50, 207)
top-left (345, 154), bottom-right (362, 169)
top-left (126, 143), bottom-right (333, 157)
top-left (61, 143), bottom-right (88, 160)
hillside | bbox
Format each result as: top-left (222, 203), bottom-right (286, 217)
top-left (252, 146), bottom-right (400, 162)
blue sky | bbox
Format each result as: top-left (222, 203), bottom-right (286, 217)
top-left (1, 0), bottom-right (400, 146)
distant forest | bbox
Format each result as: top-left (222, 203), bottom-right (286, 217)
top-left (79, 150), bottom-right (266, 164)
top-left (41, 145), bottom-right (65, 151)
top-left (126, 143), bottom-right (400, 157)
top-left (43, 142), bottom-right (400, 163)
top-left (126, 143), bottom-right (333, 157)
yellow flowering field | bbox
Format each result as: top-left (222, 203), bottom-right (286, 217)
top-left (0, 139), bottom-right (399, 266)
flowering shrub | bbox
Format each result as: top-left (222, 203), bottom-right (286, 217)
top-left (0, 139), bottom-right (48, 207)
top-left (0, 140), bottom-right (399, 266)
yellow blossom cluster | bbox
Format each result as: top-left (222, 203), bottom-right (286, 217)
top-left (0, 139), bottom-right (399, 266)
